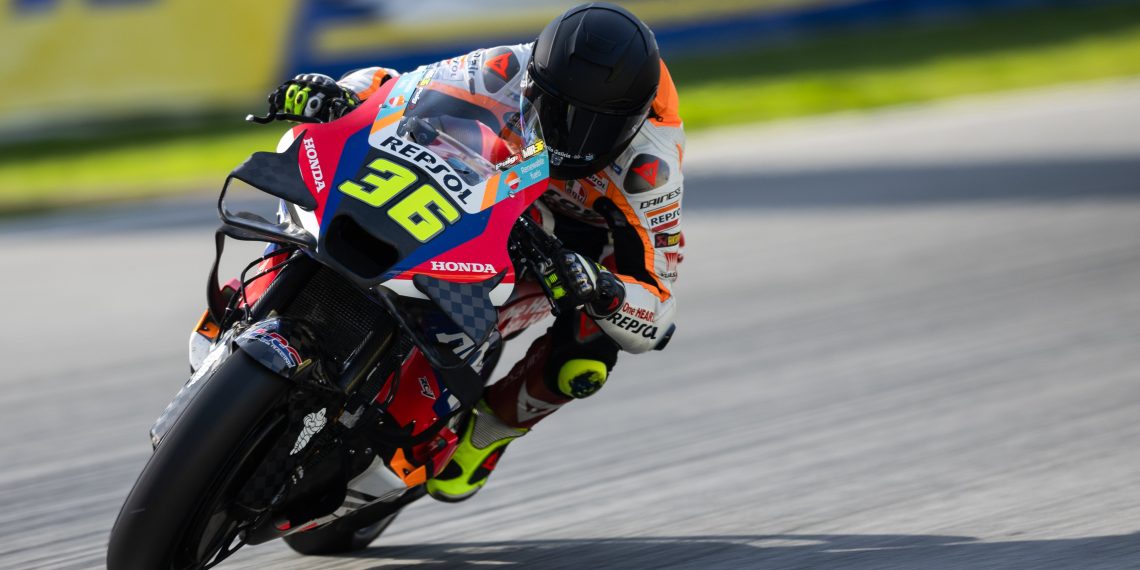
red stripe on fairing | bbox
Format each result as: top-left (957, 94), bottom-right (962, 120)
top-left (394, 179), bottom-right (549, 283)
top-left (296, 82), bottom-right (397, 224)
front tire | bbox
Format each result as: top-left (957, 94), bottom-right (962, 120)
top-left (107, 350), bottom-right (289, 570)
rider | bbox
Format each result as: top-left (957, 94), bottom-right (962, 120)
top-left (270, 2), bottom-right (684, 502)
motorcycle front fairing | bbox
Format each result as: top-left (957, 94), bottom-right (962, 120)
top-left (217, 64), bottom-right (549, 404)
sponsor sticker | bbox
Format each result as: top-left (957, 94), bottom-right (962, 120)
top-left (649, 206), bottom-right (681, 232)
top-left (620, 302), bottom-right (655, 321)
top-left (638, 188), bottom-right (682, 210)
top-left (550, 147), bottom-right (594, 162)
top-left (566, 181), bottom-right (586, 204)
top-left (585, 173), bottom-right (608, 191)
top-left (624, 154), bottom-right (670, 193)
top-left (375, 135), bottom-right (475, 207)
top-left (430, 261), bottom-right (497, 274)
top-left (302, 137), bottom-right (325, 193)
top-left (493, 139), bottom-right (544, 171)
top-left (486, 52), bottom-right (513, 80)
top-left (440, 55), bottom-right (467, 81)
top-left (604, 312), bottom-right (659, 340)
top-left (654, 231), bottom-right (681, 248)
top-left (418, 376), bottom-right (436, 399)
top-left (633, 159), bottom-right (661, 186)
top-left (522, 139), bottom-right (545, 160)
top-left (495, 154), bottom-right (520, 169)
top-left (290, 408), bottom-right (327, 455)
top-left (250, 328), bottom-right (301, 368)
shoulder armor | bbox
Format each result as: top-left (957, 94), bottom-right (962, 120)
top-left (481, 47), bottom-right (522, 93)
top-left (623, 153), bottom-right (671, 194)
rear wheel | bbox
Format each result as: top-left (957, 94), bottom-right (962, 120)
top-left (107, 350), bottom-right (290, 570)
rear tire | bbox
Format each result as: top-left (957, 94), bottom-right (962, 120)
top-left (107, 350), bottom-right (289, 570)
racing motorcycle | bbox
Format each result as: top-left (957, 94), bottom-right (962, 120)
top-left (106, 67), bottom-right (573, 569)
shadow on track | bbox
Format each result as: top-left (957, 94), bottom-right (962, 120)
top-left (685, 157), bottom-right (1140, 210)
top-left (342, 532), bottom-right (1140, 569)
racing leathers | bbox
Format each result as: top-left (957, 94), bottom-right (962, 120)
top-left (336, 43), bottom-right (685, 497)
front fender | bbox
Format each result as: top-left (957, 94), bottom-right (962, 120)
top-left (234, 317), bottom-right (323, 380)
top-left (152, 317), bottom-right (326, 448)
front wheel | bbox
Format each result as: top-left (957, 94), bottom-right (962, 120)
top-left (107, 350), bottom-right (290, 570)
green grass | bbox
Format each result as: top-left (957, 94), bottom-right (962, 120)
top-left (3, 1), bottom-right (1140, 213)
top-left (670, 1), bottom-right (1140, 129)
top-left (0, 126), bottom-right (282, 215)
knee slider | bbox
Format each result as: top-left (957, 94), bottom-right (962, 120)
top-left (556, 359), bottom-right (608, 399)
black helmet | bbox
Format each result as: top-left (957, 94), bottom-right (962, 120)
top-left (526, 2), bottom-right (660, 180)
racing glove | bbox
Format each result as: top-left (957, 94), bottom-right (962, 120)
top-left (544, 251), bottom-right (626, 318)
top-left (268, 73), bottom-right (360, 123)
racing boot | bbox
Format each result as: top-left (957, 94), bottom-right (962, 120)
top-left (426, 333), bottom-right (560, 502)
top-left (427, 325), bottom-right (613, 502)
top-left (426, 400), bottom-right (527, 502)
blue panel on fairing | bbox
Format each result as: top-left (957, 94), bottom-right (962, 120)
top-left (320, 126), bottom-right (374, 228)
top-left (379, 207), bottom-right (494, 279)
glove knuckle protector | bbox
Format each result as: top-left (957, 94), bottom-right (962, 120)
top-left (546, 250), bottom-right (625, 318)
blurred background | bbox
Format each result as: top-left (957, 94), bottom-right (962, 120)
top-left (3, 0), bottom-right (1140, 212)
top-left (3, 1), bottom-right (1140, 568)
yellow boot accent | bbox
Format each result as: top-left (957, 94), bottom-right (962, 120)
top-left (556, 359), bottom-right (608, 399)
top-left (426, 401), bottom-right (527, 502)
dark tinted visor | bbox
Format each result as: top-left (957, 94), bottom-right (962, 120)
top-left (525, 78), bottom-right (647, 176)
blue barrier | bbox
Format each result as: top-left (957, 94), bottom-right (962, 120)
top-left (284, 0), bottom-right (1091, 79)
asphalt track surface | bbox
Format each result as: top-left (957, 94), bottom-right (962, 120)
top-left (2, 80), bottom-right (1140, 569)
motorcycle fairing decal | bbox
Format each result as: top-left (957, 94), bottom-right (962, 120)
top-left (295, 89), bottom-right (393, 227)
top-left (413, 271), bottom-right (504, 346)
top-left (377, 177), bottom-right (547, 305)
top-left (316, 126), bottom-right (373, 226)
top-left (373, 66), bottom-right (430, 128)
top-left (484, 151), bottom-right (549, 207)
top-left (371, 148), bottom-right (548, 286)
top-left (294, 69), bottom-right (552, 301)
top-left (364, 132), bottom-right (484, 215)
top-left (289, 408), bottom-right (328, 455)
top-left (375, 347), bottom-right (454, 439)
top-left (236, 325), bottom-right (306, 373)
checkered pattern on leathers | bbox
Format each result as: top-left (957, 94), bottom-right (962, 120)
top-left (413, 271), bottom-right (505, 346)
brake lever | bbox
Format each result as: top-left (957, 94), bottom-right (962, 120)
top-left (244, 112), bottom-right (324, 125)
top-left (512, 215), bottom-right (567, 317)
top-left (529, 258), bottom-right (562, 318)
top-left (245, 112), bottom-right (277, 124)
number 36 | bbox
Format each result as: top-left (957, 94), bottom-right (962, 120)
top-left (338, 158), bottom-right (461, 242)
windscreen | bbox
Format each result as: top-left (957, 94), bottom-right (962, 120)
top-left (394, 68), bottom-right (545, 190)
